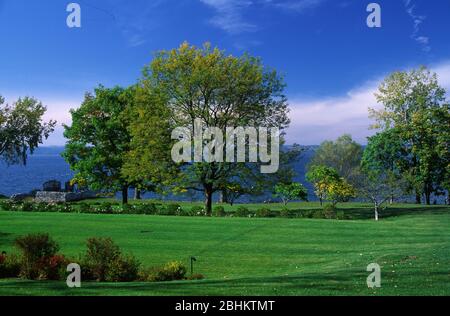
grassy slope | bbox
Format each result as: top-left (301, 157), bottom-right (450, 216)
top-left (0, 205), bottom-right (449, 296)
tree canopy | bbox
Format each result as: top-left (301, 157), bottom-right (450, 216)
top-left (137, 42), bottom-right (291, 214)
top-left (0, 96), bottom-right (55, 166)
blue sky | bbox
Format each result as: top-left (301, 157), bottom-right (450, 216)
top-left (0, 0), bottom-right (449, 145)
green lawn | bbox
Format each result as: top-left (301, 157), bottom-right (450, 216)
top-left (0, 203), bottom-right (449, 296)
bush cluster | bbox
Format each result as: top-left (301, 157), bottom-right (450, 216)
top-left (0, 234), bottom-right (198, 283)
top-left (0, 200), bottom-right (351, 220)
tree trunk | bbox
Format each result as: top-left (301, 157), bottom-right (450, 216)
top-left (425, 191), bottom-right (431, 205)
top-left (204, 185), bottom-right (213, 216)
top-left (415, 191), bottom-right (421, 204)
top-left (134, 188), bottom-right (141, 200)
top-left (219, 190), bottom-right (228, 204)
top-left (122, 186), bottom-right (129, 204)
top-left (424, 184), bottom-right (431, 205)
top-left (319, 197), bottom-right (323, 207)
top-left (374, 202), bottom-right (379, 221)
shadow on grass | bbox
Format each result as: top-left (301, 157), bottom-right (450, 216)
top-left (341, 206), bottom-right (450, 220)
top-left (0, 269), bottom-right (370, 296)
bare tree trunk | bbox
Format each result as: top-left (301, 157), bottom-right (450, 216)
top-left (374, 202), bottom-right (379, 221)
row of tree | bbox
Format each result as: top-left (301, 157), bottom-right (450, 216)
top-left (62, 42), bottom-right (300, 214)
top-left (1, 44), bottom-right (448, 218)
top-left (304, 67), bottom-right (449, 219)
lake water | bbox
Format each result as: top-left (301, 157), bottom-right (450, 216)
top-left (0, 146), bottom-right (315, 202)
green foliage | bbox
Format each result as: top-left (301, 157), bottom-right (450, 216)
top-left (213, 206), bottom-right (226, 217)
top-left (255, 208), bottom-right (271, 218)
top-left (83, 237), bottom-right (121, 281)
top-left (142, 42), bottom-right (290, 215)
top-left (0, 96), bottom-right (56, 165)
top-left (369, 66), bottom-right (450, 204)
top-left (160, 203), bottom-right (181, 216)
top-left (306, 165), bottom-right (341, 204)
top-left (191, 206), bottom-right (206, 216)
top-left (62, 86), bottom-right (133, 204)
top-left (105, 254), bottom-right (140, 282)
top-left (280, 208), bottom-right (292, 218)
top-left (274, 182), bottom-right (308, 205)
top-left (235, 206), bottom-right (250, 217)
top-left (306, 165), bottom-right (355, 207)
top-left (322, 204), bottom-right (337, 219)
top-left (14, 233), bottom-right (60, 280)
top-left (139, 261), bottom-right (187, 282)
top-left (308, 135), bottom-right (363, 184)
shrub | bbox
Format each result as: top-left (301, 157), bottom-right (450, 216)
top-left (159, 204), bottom-right (181, 216)
top-left (106, 254), bottom-right (140, 282)
top-left (312, 210), bottom-right (325, 219)
top-left (58, 203), bottom-right (73, 213)
top-left (83, 237), bottom-right (121, 281)
top-left (191, 206), bottom-right (206, 216)
top-left (280, 208), bottom-right (291, 218)
top-left (0, 254), bottom-right (21, 279)
top-left (14, 233), bottom-right (60, 280)
top-left (78, 202), bottom-right (92, 214)
top-left (21, 202), bottom-right (35, 212)
top-left (119, 203), bottom-right (134, 214)
top-left (336, 210), bottom-right (346, 220)
top-left (95, 202), bottom-right (114, 214)
top-left (44, 255), bottom-right (70, 280)
top-left (213, 206), bottom-right (226, 217)
top-left (133, 203), bottom-right (157, 215)
top-left (256, 208), bottom-right (271, 218)
top-left (235, 206), bottom-right (250, 217)
top-left (141, 261), bottom-right (187, 282)
top-left (323, 204), bottom-right (337, 219)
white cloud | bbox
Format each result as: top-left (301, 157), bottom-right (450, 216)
top-left (403, 0), bottom-right (431, 52)
top-left (286, 61), bottom-right (450, 145)
top-left (199, 0), bottom-right (325, 34)
top-left (200, 0), bottom-right (257, 34)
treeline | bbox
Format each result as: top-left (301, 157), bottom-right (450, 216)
top-left (1, 44), bottom-right (448, 219)
top-left (305, 67), bottom-right (449, 220)
top-left (61, 42), bottom-right (300, 215)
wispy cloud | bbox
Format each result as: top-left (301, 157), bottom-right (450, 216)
top-left (200, 0), bottom-right (257, 34)
top-left (403, 0), bottom-right (431, 52)
top-left (272, 0), bottom-right (324, 13)
top-left (287, 61), bottom-right (450, 145)
top-left (80, 0), bottom-right (167, 47)
top-left (199, 0), bottom-right (325, 34)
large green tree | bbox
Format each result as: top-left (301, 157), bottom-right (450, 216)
top-left (361, 129), bottom-right (407, 204)
top-left (307, 134), bottom-right (363, 185)
top-left (139, 42), bottom-right (290, 215)
top-left (0, 95), bottom-right (55, 166)
top-left (370, 67), bottom-right (449, 204)
top-left (121, 84), bottom-right (179, 197)
top-left (63, 86), bottom-right (133, 204)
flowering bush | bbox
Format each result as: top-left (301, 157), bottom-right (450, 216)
top-left (14, 233), bottom-right (60, 280)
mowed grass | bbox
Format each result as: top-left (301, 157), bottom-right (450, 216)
top-left (0, 204), bottom-right (449, 296)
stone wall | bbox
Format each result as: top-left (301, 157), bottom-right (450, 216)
top-left (34, 191), bottom-right (97, 203)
